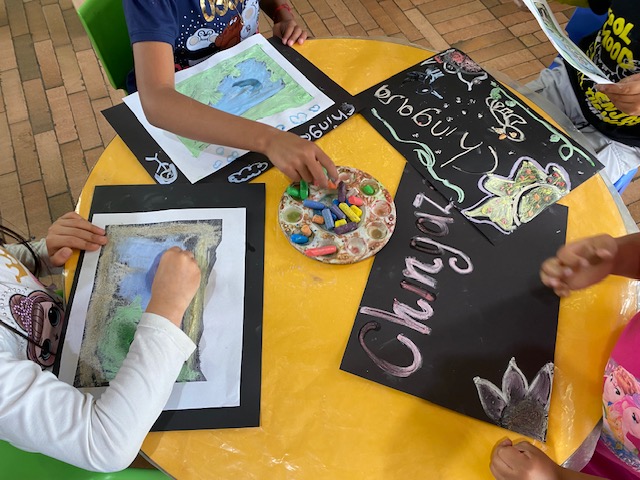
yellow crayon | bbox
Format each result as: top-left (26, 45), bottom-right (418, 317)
top-left (350, 205), bottom-right (362, 217)
top-left (334, 219), bottom-right (347, 228)
top-left (339, 202), bottom-right (360, 223)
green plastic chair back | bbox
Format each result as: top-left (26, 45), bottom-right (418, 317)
top-left (76, 0), bottom-right (134, 92)
top-left (0, 440), bottom-right (168, 479)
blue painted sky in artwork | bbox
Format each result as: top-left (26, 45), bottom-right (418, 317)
top-left (115, 236), bottom-right (189, 309)
top-left (211, 58), bottom-right (284, 116)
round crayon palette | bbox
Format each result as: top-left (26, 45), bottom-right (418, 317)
top-left (278, 166), bottom-right (396, 264)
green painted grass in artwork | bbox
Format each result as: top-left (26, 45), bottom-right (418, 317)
top-left (176, 44), bottom-right (313, 156)
top-left (97, 296), bottom-right (204, 384)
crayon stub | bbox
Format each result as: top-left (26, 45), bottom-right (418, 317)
top-left (299, 180), bottom-right (309, 200)
top-left (329, 204), bottom-right (346, 220)
top-left (327, 180), bottom-right (337, 190)
top-left (311, 214), bottom-right (324, 225)
top-left (286, 186), bottom-right (301, 199)
top-left (334, 222), bottom-right (358, 235)
top-left (305, 245), bottom-right (338, 257)
top-left (339, 202), bottom-right (360, 223)
top-left (322, 208), bottom-right (334, 229)
top-left (300, 224), bottom-right (312, 237)
top-left (334, 219), bottom-right (347, 228)
top-left (290, 234), bottom-right (309, 244)
top-left (361, 184), bottom-right (375, 195)
top-left (303, 199), bottom-right (326, 210)
top-left (338, 181), bottom-right (347, 203)
top-left (348, 195), bottom-right (364, 206)
top-left (350, 205), bottom-right (362, 217)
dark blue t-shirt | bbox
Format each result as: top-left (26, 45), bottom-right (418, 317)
top-left (123, 0), bottom-right (261, 92)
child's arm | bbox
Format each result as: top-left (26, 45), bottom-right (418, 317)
top-left (0, 248), bottom-right (200, 472)
top-left (260, 1), bottom-right (308, 46)
top-left (132, 41), bottom-right (338, 188)
top-left (490, 439), bottom-right (605, 480)
top-left (540, 233), bottom-right (640, 297)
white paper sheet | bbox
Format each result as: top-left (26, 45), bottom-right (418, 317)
top-left (522, 0), bottom-right (613, 84)
top-left (123, 34), bottom-right (334, 183)
top-left (59, 208), bottom-right (246, 410)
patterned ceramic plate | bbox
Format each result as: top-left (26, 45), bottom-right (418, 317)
top-left (278, 166), bottom-right (396, 264)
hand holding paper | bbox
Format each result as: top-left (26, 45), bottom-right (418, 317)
top-left (598, 73), bottom-right (640, 115)
top-left (45, 212), bottom-right (107, 267)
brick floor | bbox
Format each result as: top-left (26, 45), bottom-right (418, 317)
top-left (2, 0), bottom-right (639, 240)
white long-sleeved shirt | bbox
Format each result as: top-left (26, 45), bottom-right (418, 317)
top-left (0, 240), bottom-right (195, 472)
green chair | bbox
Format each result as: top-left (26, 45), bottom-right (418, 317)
top-left (0, 440), bottom-right (168, 479)
top-left (76, 0), bottom-right (134, 92)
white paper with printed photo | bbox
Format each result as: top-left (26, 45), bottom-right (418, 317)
top-left (123, 34), bottom-right (334, 183)
top-left (523, 0), bottom-right (612, 84)
top-left (59, 208), bottom-right (246, 410)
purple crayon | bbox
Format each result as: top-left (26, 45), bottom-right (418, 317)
top-left (334, 222), bottom-right (358, 235)
top-left (337, 181), bottom-right (347, 203)
top-left (329, 204), bottom-right (346, 220)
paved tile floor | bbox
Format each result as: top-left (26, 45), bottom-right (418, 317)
top-left (1, 0), bottom-right (639, 240)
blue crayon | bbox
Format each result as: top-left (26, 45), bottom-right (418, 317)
top-left (322, 208), bottom-right (334, 229)
top-left (290, 234), bottom-right (309, 244)
top-left (332, 199), bottom-right (339, 205)
top-left (313, 209), bottom-right (323, 216)
top-left (329, 204), bottom-right (346, 220)
top-left (303, 199), bottom-right (326, 210)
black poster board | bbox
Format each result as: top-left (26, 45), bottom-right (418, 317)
top-left (358, 48), bottom-right (599, 243)
top-left (58, 183), bottom-right (265, 431)
top-left (103, 37), bottom-right (362, 187)
top-left (340, 164), bottom-right (567, 441)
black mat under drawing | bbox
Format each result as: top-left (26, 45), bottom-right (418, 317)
top-left (340, 163), bottom-right (567, 437)
top-left (103, 37), bottom-right (363, 187)
top-left (57, 183), bottom-right (265, 431)
top-left (357, 48), bottom-right (600, 244)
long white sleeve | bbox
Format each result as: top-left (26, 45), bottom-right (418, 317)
top-left (2, 239), bottom-right (61, 276)
top-left (0, 313), bottom-right (195, 472)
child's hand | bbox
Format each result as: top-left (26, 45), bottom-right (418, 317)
top-left (490, 439), bottom-right (562, 480)
top-left (45, 212), bottom-right (108, 267)
top-left (597, 73), bottom-right (640, 116)
top-left (540, 234), bottom-right (617, 297)
top-left (265, 130), bottom-right (339, 187)
top-left (146, 247), bottom-right (202, 327)
top-left (273, 18), bottom-right (307, 46)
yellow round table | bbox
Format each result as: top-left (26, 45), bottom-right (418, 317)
top-left (68, 38), bottom-right (637, 479)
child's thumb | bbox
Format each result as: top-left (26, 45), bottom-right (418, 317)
top-left (51, 247), bottom-right (73, 267)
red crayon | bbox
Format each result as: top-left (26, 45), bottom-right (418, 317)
top-left (305, 245), bottom-right (338, 257)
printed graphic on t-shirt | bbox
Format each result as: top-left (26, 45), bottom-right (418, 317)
top-left (601, 358), bottom-right (640, 471)
top-left (175, 0), bottom-right (260, 68)
top-left (578, 4), bottom-right (640, 127)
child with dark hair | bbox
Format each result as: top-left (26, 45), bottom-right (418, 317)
top-left (0, 212), bottom-right (201, 472)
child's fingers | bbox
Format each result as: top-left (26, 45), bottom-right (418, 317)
top-left (49, 247), bottom-right (73, 267)
top-left (50, 231), bottom-right (107, 250)
top-left (489, 455), bottom-right (513, 479)
top-left (54, 215), bottom-right (106, 236)
top-left (295, 162), bottom-right (316, 186)
top-left (540, 258), bottom-right (568, 283)
top-left (315, 150), bottom-right (339, 183)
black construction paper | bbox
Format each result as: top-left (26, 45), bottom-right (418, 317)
top-left (340, 163), bottom-right (567, 440)
top-left (103, 37), bottom-right (362, 187)
top-left (358, 48), bottom-right (599, 244)
top-left (59, 183), bottom-right (265, 431)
